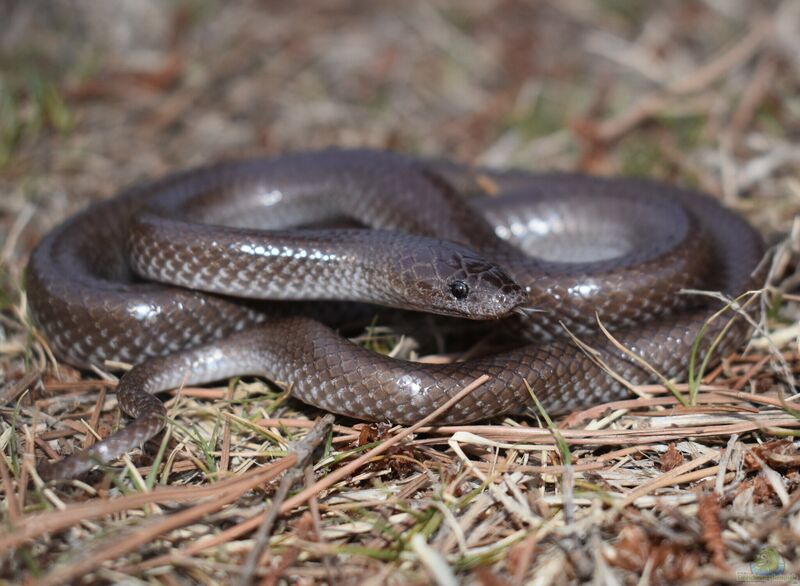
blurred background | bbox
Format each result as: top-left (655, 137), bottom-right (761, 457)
top-left (0, 0), bottom-right (798, 278)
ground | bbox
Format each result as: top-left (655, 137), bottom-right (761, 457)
top-left (1, 1), bottom-right (800, 584)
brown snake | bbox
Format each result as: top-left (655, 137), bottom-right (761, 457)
top-left (26, 149), bottom-right (766, 479)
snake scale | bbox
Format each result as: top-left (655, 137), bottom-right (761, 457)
top-left (26, 149), bottom-right (766, 479)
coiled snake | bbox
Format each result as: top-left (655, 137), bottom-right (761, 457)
top-left (26, 149), bottom-right (766, 479)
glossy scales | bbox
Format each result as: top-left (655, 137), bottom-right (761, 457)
top-left (27, 149), bottom-right (767, 479)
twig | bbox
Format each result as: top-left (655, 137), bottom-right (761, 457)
top-left (32, 455), bottom-right (298, 586)
top-left (0, 452), bottom-right (21, 523)
top-left (83, 387), bottom-right (107, 449)
top-left (0, 454), bottom-right (298, 551)
top-left (728, 53), bottom-right (778, 145)
top-left (236, 415), bottom-right (333, 586)
top-left (280, 375), bottom-right (489, 513)
top-left (220, 380), bottom-right (235, 475)
top-left (411, 533), bottom-right (458, 586)
top-left (697, 491), bottom-right (728, 570)
top-left (619, 450), bottom-right (721, 507)
top-left (0, 370), bottom-right (40, 406)
top-left (0, 202), bottom-right (34, 264)
top-left (133, 375), bottom-right (491, 568)
top-left (595, 19), bottom-right (773, 142)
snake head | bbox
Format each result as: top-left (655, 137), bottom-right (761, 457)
top-left (400, 243), bottom-right (527, 319)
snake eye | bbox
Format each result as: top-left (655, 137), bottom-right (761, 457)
top-left (448, 280), bottom-right (469, 300)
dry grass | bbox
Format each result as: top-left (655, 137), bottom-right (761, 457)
top-left (1, 1), bottom-right (800, 584)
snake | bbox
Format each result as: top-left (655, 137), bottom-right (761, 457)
top-left (26, 149), bottom-right (766, 480)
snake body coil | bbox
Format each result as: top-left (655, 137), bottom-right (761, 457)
top-left (27, 149), bottom-right (766, 479)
